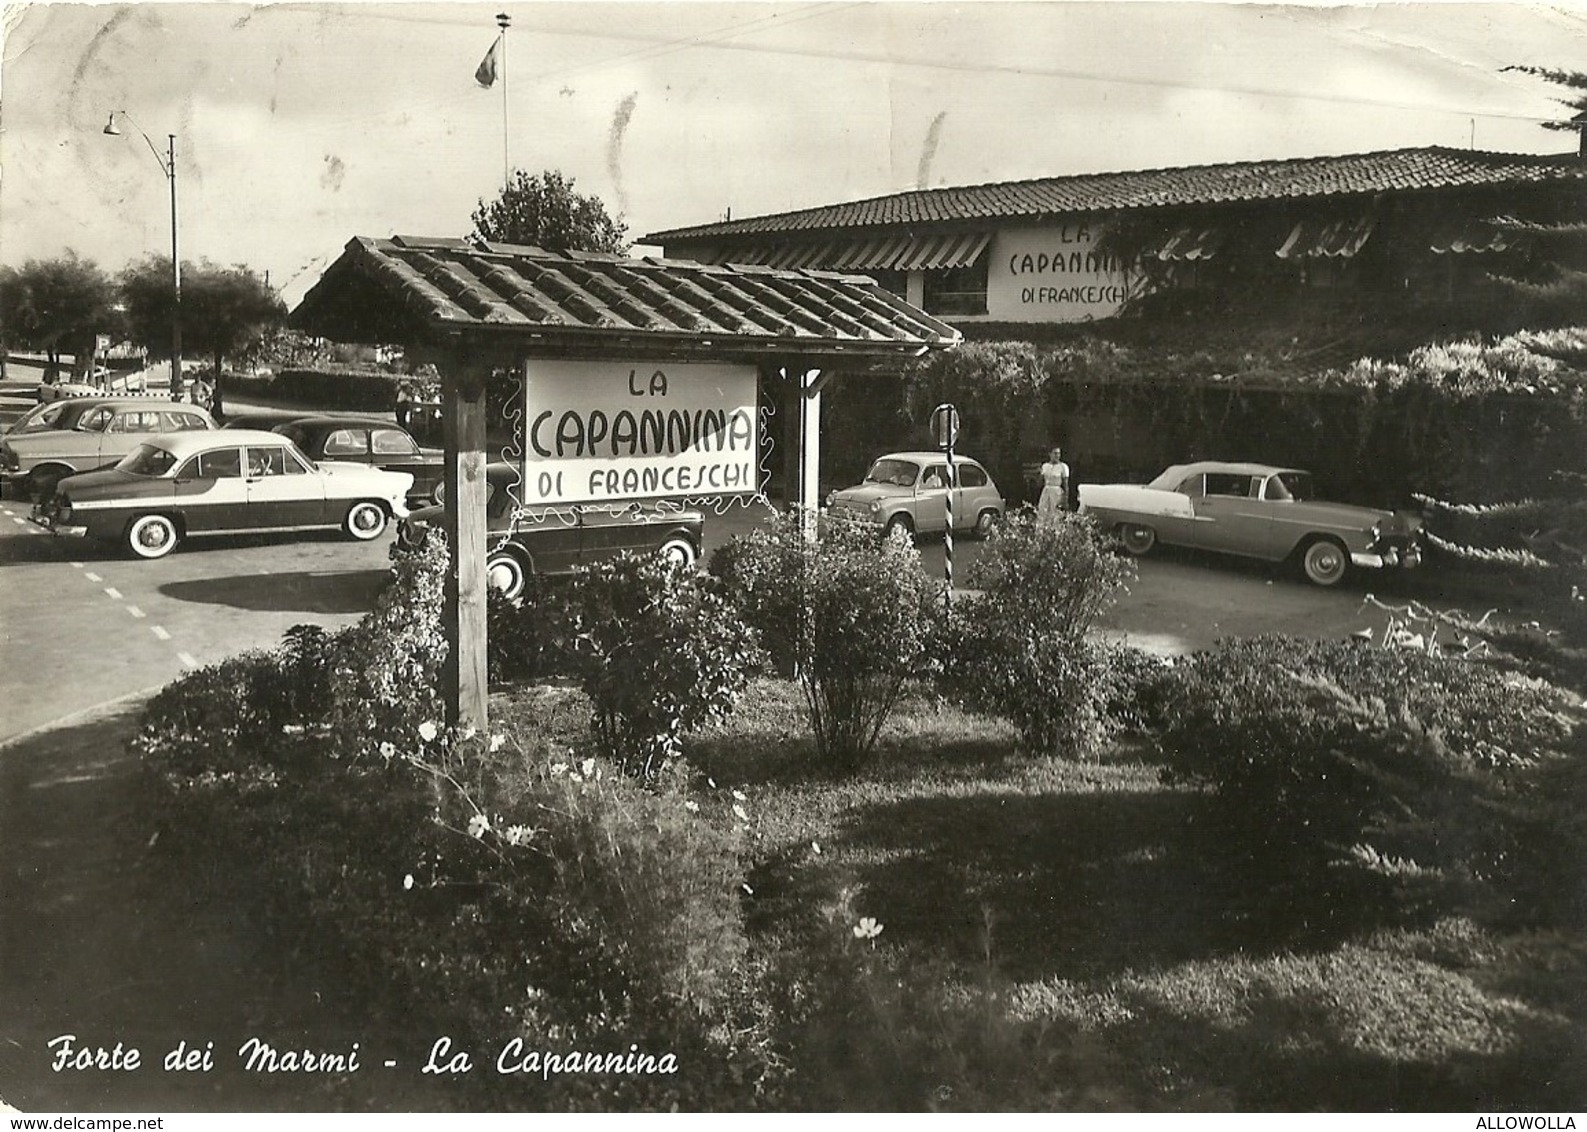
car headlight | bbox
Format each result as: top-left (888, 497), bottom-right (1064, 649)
top-left (869, 499), bottom-right (883, 513)
top-left (824, 490), bottom-right (835, 506)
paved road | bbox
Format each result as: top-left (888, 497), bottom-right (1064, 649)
top-left (0, 362), bottom-right (1464, 742)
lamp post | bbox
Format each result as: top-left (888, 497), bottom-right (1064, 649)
top-left (103, 111), bottom-right (183, 399)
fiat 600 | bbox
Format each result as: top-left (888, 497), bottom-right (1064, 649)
top-left (1078, 461), bottom-right (1421, 587)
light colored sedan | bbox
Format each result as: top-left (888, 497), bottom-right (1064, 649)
top-left (31, 428), bottom-right (412, 559)
top-left (1078, 461), bottom-right (1422, 587)
top-left (826, 451), bottom-right (1005, 538)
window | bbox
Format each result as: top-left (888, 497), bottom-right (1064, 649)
top-left (371, 428), bottom-right (418, 456)
top-left (921, 258), bottom-right (989, 317)
top-left (16, 403), bottom-right (66, 434)
top-left (163, 411), bottom-right (209, 432)
top-left (323, 429), bottom-right (368, 457)
top-left (246, 447), bottom-right (302, 477)
top-left (1174, 474), bottom-right (1204, 497)
top-left (193, 448), bottom-right (244, 479)
top-left (78, 408), bottom-right (113, 433)
top-left (117, 444), bottom-right (179, 477)
top-left (958, 464), bottom-right (988, 488)
top-left (1204, 473), bottom-right (1254, 498)
top-left (920, 465), bottom-right (950, 490)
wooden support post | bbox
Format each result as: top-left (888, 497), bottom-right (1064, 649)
top-left (440, 351), bottom-right (494, 734)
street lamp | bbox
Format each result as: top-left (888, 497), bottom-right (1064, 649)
top-left (103, 111), bottom-right (183, 399)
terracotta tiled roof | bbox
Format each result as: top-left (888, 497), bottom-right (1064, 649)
top-left (291, 236), bottom-right (961, 358)
top-left (646, 147), bottom-right (1587, 242)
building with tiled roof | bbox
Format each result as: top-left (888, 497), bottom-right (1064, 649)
top-left (646, 146), bottom-right (1587, 326)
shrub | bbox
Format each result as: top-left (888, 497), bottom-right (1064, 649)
top-left (945, 511), bottom-right (1135, 757)
top-left (325, 535), bottom-right (449, 756)
top-left (559, 555), bottom-right (760, 781)
top-left (712, 510), bottom-right (943, 769)
top-left (1150, 636), bottom-right (1581, 905)
top-left (132, 623), bottom-right (346, 780)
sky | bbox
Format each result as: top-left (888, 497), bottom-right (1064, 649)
top-left (1, 0), bottom-right (1584, 307)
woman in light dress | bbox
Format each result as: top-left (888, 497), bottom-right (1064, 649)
top-left (1037, 446), bottom-right (1069, 526)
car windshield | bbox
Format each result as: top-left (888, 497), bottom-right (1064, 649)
top-left (864, 458), bottom-right (919, 487)
top-left (117, 443), bottom-right (180, 477)
top-left (1270, 471), bottom-right (1314, 501)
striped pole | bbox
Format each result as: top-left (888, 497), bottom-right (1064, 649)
top-left (944, 441), bottom-right (955, 611)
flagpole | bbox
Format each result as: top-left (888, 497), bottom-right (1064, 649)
top-left (497, 12), bottom-right (511, 192)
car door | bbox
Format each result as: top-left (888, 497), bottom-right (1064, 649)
top-left (1190, 473), bottom-right (1273, 556)
top-left (510, 507), bottom-right (582, 573)
top-left (915, 462), bottom-right (951, 533)
top-left (173, 445), bottom-right (249, 532)
top-left (244, 443), bottom-right (325, 527)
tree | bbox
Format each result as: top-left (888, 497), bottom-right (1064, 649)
top-left (119, 258), bottom-right (285, 377)
top-left (1490, 67), bottom-right (1587, 326)
top-left (0, 254), bottom-right (119, 380)
top-left (469, 169), bottom-right (629, 254)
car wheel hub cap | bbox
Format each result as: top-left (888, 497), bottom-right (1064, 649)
top-left (140, 524), bottom-right (169, 548)
top-left (488, 564), bottom-right (515, 591)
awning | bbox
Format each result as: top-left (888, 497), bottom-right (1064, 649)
top-left (1142, 226), bottom-right (1225, 261)
top-left (708, 232), bottom-right (990, 272)
top-left (1428, 221), bottom-right (1512, 255)
top-left (1275, 215), bottom-right (1376, 260)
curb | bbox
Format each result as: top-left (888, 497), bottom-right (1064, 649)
top-left (0, 684), bottom-right (164, 753)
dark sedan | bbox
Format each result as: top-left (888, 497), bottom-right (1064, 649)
top-left (397, 462), bottom-right (705, 600)
top-left (267, 416), bottom-right (444, 508)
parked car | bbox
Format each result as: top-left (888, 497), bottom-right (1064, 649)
top-left (396, 462), bottom-right (705, 600)
top-left (37, 378), bottom-right (100, 404)
top-left (30, 428), bottom-right (413, 560)
top-left (1077, 461), bottom-right (1422, 587)
top-left (825, 451), bottom-right (1005, 538)
top-left (3, 398), bottom-right (110, 438)
top-left (269, 416), bottom-right (445, 508)
top-left (0, 398), bottom-right (216, 500)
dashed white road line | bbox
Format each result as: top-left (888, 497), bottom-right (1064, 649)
top-left (177, 652), bottom-right (199, 669)
top-left (84, 571), bottom-right (102, 582)
top-left (126, 605), bottom-right (146, 619)
top-left (151, 626), bottom-right (171, 641)
top-left (104, 586), bottom-right (123, 600)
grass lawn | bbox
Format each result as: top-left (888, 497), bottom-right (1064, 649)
top-left (500, 675), bottom-right (1586, 1111)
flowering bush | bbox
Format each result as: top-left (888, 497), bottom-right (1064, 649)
top-left (944, 511), bottom-right (1134, 757)
top-left (712, 510), bottom-right (943, 769)
top-left (558, 555), bottom-right (760, 781)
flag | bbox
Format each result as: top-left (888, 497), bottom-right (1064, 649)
top-left (475, 38), bottom-right (500, 88)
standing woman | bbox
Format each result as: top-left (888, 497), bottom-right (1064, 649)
top-left (1037, 446), bottom-right (1070, 526)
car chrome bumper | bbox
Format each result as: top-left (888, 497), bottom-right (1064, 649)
top-left (1353, 545), bottom-right (1422, 570)
top-left (29, 514), bottom-right (87, 537)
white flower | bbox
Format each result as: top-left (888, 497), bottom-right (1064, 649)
top-left (467, 813), bottom-right (491, 839)
top-left (708, 777), bottom-right (717, 788)
top-left (402, 873), bottom-right (415, 891)
top-left (811, 841), bottom-right (822, 855)
top-left (732, 803), bottom-right (748, 822)
top-left (684, 801), bottom-right (700, 813)
top-left (568, 773), bottom-right (584, 784)
top-left (489, 734), bottom-right (506, 753)
top-left (503, 824), bottom-right (536, 847)
top-left (462, 725), bottom-right (478, 741)
top-left (732, 789), bottom-right (747, 802)
top-left (853, 917), bottom-right (884, 940)
top-left (418, 721), bottom-right (440, 743)
top-left (550, 762), bottom-right (569, 777)
top-left (741, 882), bottom-right (755, 895)
top-left (378, 741), bottom-right (396, 762)
top-left (581, 758), bottom-right (597, 778)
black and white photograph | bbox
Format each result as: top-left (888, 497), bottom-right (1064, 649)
top-left (1, 0), bottom-right (1585, 1118)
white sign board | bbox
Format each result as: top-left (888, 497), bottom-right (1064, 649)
top-left (522, 359), bottom-right (759, 506)
top-left (985, 221), bottom-right (1134, 322)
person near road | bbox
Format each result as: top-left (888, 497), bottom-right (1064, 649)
top-left (188, 374), bottom-right (215, 412)
top-left (1037, 445), bottom-right (1070, 526)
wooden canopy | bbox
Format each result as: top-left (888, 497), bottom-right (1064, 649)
top-left (290, 236), bottom-right (960, 734)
